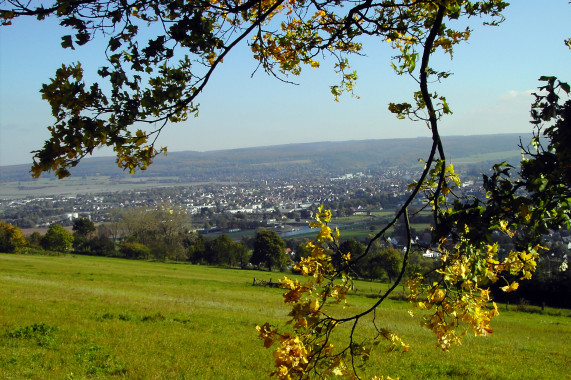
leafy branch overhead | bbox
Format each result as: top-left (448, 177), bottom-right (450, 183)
top-left (2, 0), bottom-right (506, 178)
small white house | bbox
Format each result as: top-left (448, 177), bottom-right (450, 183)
top-left (423, 249), bottom-right (441, 259)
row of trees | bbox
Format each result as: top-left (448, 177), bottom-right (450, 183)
top-left (2, 214), bottom-right (416, 280)
top-left (1, 207), bottom-right (293, 271)
top-left (1, 221), bottom-right (75, 253)
top-left (3, 213), bottom-right (569, 306)
top-left (5, 211), bottom-right (567, 284)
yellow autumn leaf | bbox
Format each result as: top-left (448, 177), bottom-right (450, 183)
top-left (431, 289), bottom-right (445, 303)
top-left (309, 298), bottom-right (319, 313)
top-left (500, 281), bottom-right (519, 292)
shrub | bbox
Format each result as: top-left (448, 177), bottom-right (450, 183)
top-left (41, 224), bottom-right (74, 252)
top-left (119, 241), bottom-right (151, 259)
top-left (0, 222), bottom-right (27, 253)
top-left (6, 323), bottom-right (58, 347)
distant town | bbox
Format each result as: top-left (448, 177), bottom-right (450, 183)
top-left (2, 134), bottom-right (568, 261)
top-left (2, 168), bottom-right (467, 230)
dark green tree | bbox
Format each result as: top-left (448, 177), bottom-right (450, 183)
top-left (186, 233), bottom-right (208, 264)
top-left (28, 232), bottom-right (43, 248)
top-left (87, 234), bottom-right (116, 257)
top-left (72, 217), bottom-right (96, 253)
top-left (235, 242), bottom-right (251, 269)
top-left (250, 230), bottom-right (288, 271)
top-left (294, 240), bottom-right (312, 262)
top-left (41, 224), bottom-right (74, 252)
top-left (339, 238), bottom-right (366, 276)
top-left (376, 247), bottom-right (403, 283)
top-left (72, 218), bottom-right (96, 236)
top-left (206, 234), bottom-right (235, 265)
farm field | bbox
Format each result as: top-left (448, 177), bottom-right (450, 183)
top-left (450, 150), bottom-right (521, 165)
top-left (1, 253), bottom-right (570, 379)
top-left (0, 176), bottom-right (225, 199)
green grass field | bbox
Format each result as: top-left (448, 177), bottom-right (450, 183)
top-left (1, 254), bottom-right (569, 379)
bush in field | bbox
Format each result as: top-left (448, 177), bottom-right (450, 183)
top-left (6, 323), bottom-right (58, 347)
top-left (339, 238), bottom-right (403, 282)
top-left (40, 224), bottom-right (73, 252)
top-left (40, 224), bottom-right (74, 252)
top-left (87, 234), bottom-right (117, 256)
top-left (0, 222), bottom-right (26, 253)
top-left (185, 234), bottom-right (250, 268)
top-left (339, 238), bottom-right (366, 275)
top-left (119, 241), bottom-right (151, 259)
top-left (373, 247), bottom-right (403, 283)
top-left (186, 233), bottom-right (207, 264)
top-left (28, 232), bottom-right (43, 248)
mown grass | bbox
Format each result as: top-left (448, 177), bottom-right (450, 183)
top-left (1, 253), bottom-right (569, 379)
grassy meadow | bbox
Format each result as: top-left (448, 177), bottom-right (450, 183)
top-left (1, 253), bottom-right (570, 379)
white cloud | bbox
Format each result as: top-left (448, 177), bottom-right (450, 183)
top-left (500, 89), bottom-right (534, 100)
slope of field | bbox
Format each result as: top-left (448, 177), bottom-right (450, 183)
top-left (1, 254), bottom-right (568, 379)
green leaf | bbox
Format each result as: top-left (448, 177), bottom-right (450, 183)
top-left (61, 35), bottom-right (74, 49)
top-left (108, 37), bottom-right (121, 51)
top-left (76, 31), bottom-right (90, 46)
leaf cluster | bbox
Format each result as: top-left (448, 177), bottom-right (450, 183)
top-left (0, 221), bottom-right (27, 253)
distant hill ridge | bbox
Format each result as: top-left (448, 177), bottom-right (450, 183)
top-left (0, 134), bottom-right (529, 182)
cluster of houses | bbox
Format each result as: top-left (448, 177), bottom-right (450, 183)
top-left (1, 168), bottom-right (489, 232)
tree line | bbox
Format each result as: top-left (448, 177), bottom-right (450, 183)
top-left (2, 206), bottom-right (430, 283)
top-left (0, 207), bottom-right (292, 271)
top-left (2, 202), bottom-right (570, 310)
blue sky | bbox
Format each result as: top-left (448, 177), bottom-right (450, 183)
top-left (0, 0), bottom-right (570, 167)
